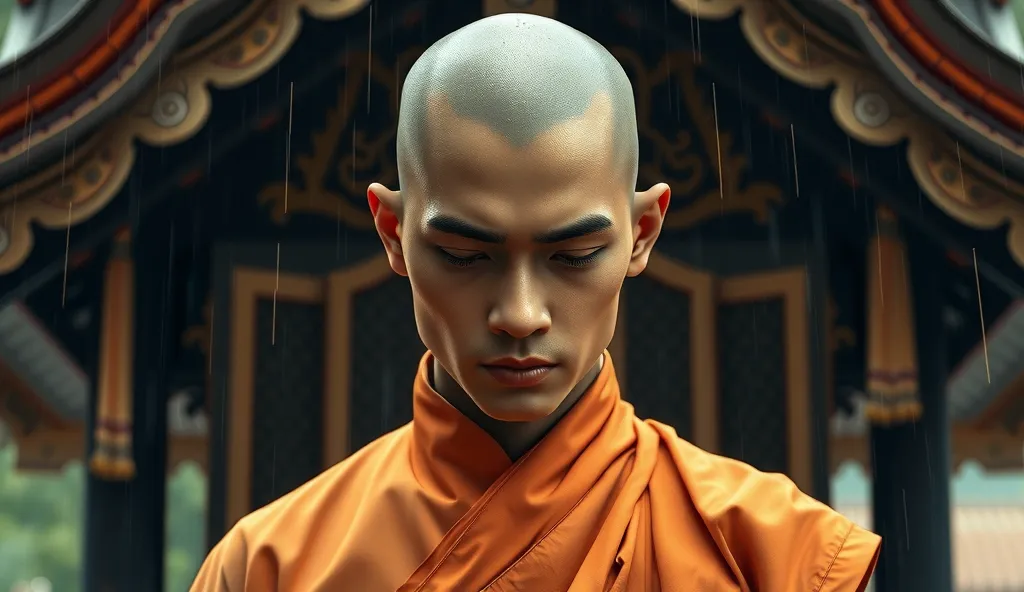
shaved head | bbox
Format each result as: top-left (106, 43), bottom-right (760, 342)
top-left (396, 13), bottom-right (639, 191)
top-left (370, 13), bottom-right (669, 436)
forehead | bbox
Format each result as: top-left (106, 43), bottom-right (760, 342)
top-left (408, 93), bottom-right (629, 231)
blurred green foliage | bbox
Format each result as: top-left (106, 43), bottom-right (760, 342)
top-left (0, 445), bottom-right (206, 592)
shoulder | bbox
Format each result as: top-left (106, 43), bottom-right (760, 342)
top-left (245, 427), bottom-right (410, 532)
top-left (190, 428), bottom-right (412, 591)
top-left (648, 421), bottom-right (880, 591)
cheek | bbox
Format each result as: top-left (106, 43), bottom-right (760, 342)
top-left (553, 263), bottom-right (626, 338)
top-left (406, 257), bottom-right (477, 346)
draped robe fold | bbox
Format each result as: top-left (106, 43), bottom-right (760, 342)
top-left (191, 353), bottom-right (879, 592)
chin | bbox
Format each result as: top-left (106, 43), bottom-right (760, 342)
top-left (472, 389), bottom-right (569, 423)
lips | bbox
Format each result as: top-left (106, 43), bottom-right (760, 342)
top-left (481, 357), bottom-right (557, 388)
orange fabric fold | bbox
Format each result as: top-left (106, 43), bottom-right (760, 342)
top-left (191, 353), bottom-right (879, 592)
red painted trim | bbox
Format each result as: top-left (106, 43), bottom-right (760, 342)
top-left (871, 0), bottom-right (1024, 130)
top-left (0, 0), bottom-right (168, 138)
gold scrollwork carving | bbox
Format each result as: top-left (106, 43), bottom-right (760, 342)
top-left (615, 48), bottom-right (783, 229)
top-left (0, 135), bottom-right (133, 274)
top-left (258, 49), bottom-right (423, 228)
top-left (671, 0), bottom-right (1024, 268)
top-left (909, 139), bottom-right (1024, 264)
top-left (266, 45), bottom-right (782, 231)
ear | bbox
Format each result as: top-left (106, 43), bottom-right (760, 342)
top-left (367, 182), bottom-right (408, 276)
top-left (627, 183), bottom-right (671, 277)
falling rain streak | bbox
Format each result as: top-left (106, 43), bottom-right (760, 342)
top-left (285, 82), bottom-right (295, 215)
top-left (973, 248), bottom-right (990, 384)
top-left (62, 201), bottom-right (72, 308)
top-left (712, 82), bottom-right (723, 199)
top-left (790, 124), bottom-right (800, 198)
top-left (0, 5), bottom-right (1020, 592)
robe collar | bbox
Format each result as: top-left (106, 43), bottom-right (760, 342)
top-left (410, 351), bottom-right (621, 500)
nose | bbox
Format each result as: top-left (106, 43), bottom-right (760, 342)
top-left (488, 267), bottom-right (551, 339)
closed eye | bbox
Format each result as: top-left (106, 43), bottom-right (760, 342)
top-left (438, 248), bottom-right (487, 268)
top-left (553, 247), bottom-right (604, 269)
top-left (438, 247), bottom-right (605, 269)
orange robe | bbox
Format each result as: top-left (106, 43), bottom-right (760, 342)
top-left (191, 353), bottom-right (879, 591)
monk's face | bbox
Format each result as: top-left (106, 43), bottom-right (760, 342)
top-left (370, 94), bottom-right (669, 422)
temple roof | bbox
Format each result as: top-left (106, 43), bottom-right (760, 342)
top-left (837, 505), bottom-right (1024, 592)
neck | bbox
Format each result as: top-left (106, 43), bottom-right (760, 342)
top-left (432, 356), bottom-right (604, 461)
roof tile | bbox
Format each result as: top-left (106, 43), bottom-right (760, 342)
top-left (835, 505), bottom-right (1024, 591)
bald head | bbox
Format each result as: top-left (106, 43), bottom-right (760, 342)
top-left (396, 14), bottom-right (638, 192)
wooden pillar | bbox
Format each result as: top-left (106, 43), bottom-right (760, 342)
top-left (83, 242), bottom-right (130, 592)
top-left (84, 226), bottom-right (171, 592)
top-left (869, 215), bottom-right (953, 592)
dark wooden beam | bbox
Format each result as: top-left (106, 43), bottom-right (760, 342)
top-left (808, 190), bottom-right (833, 503)
top-left (0, 196), bottom-right (132, 309)
top-left (125, 222), bottom-right (174, 591)
top-left (83, 222), bottom-right (175, 592)
top-left (870, 228), bottom-right (954, 592)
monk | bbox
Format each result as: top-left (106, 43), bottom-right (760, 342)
top-left (191, 13), bottom-right (880, 592)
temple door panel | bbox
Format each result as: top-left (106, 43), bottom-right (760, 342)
top-left (716, 269), bottom-right (813, 494)
top-left (211, 246), bottom-right (420, 537)
top-left (611, 252), bottom-right (719, 452)
top-left (612, 252), bottom-right (816, 495)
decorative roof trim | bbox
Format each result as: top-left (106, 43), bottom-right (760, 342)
top-left (871, 0), bottom-right (1024, 130)
top-left (670, 0), bottom-right (1024, 270)
top-left (0, 0), bottom-right (171, 139)
top-left (806, 0), bottom-right (1024, 173)
top-left (0, 0), bottom-right (371, 274)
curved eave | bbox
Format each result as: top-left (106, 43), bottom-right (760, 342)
top-left (800, 0), bottom-right (1024, 176)
top-left (948, 300), bottom-right (1024, 423)
top-left (0, 0), bottom-right (243, 185)
top-left (0, 301), bottom-right (87, 422)
top-left (0, 0), bottom-right (374, 276)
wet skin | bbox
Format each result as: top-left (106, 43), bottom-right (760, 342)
top-left (369, 92), bottom-right (671, 459)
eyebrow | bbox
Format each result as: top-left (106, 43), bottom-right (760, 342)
top-left (426, 213), bottom-right (614, 244)
top-left (427, 215), bottom-right (505, 243)
top-left (535, 214), bottom-right (613, 243)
